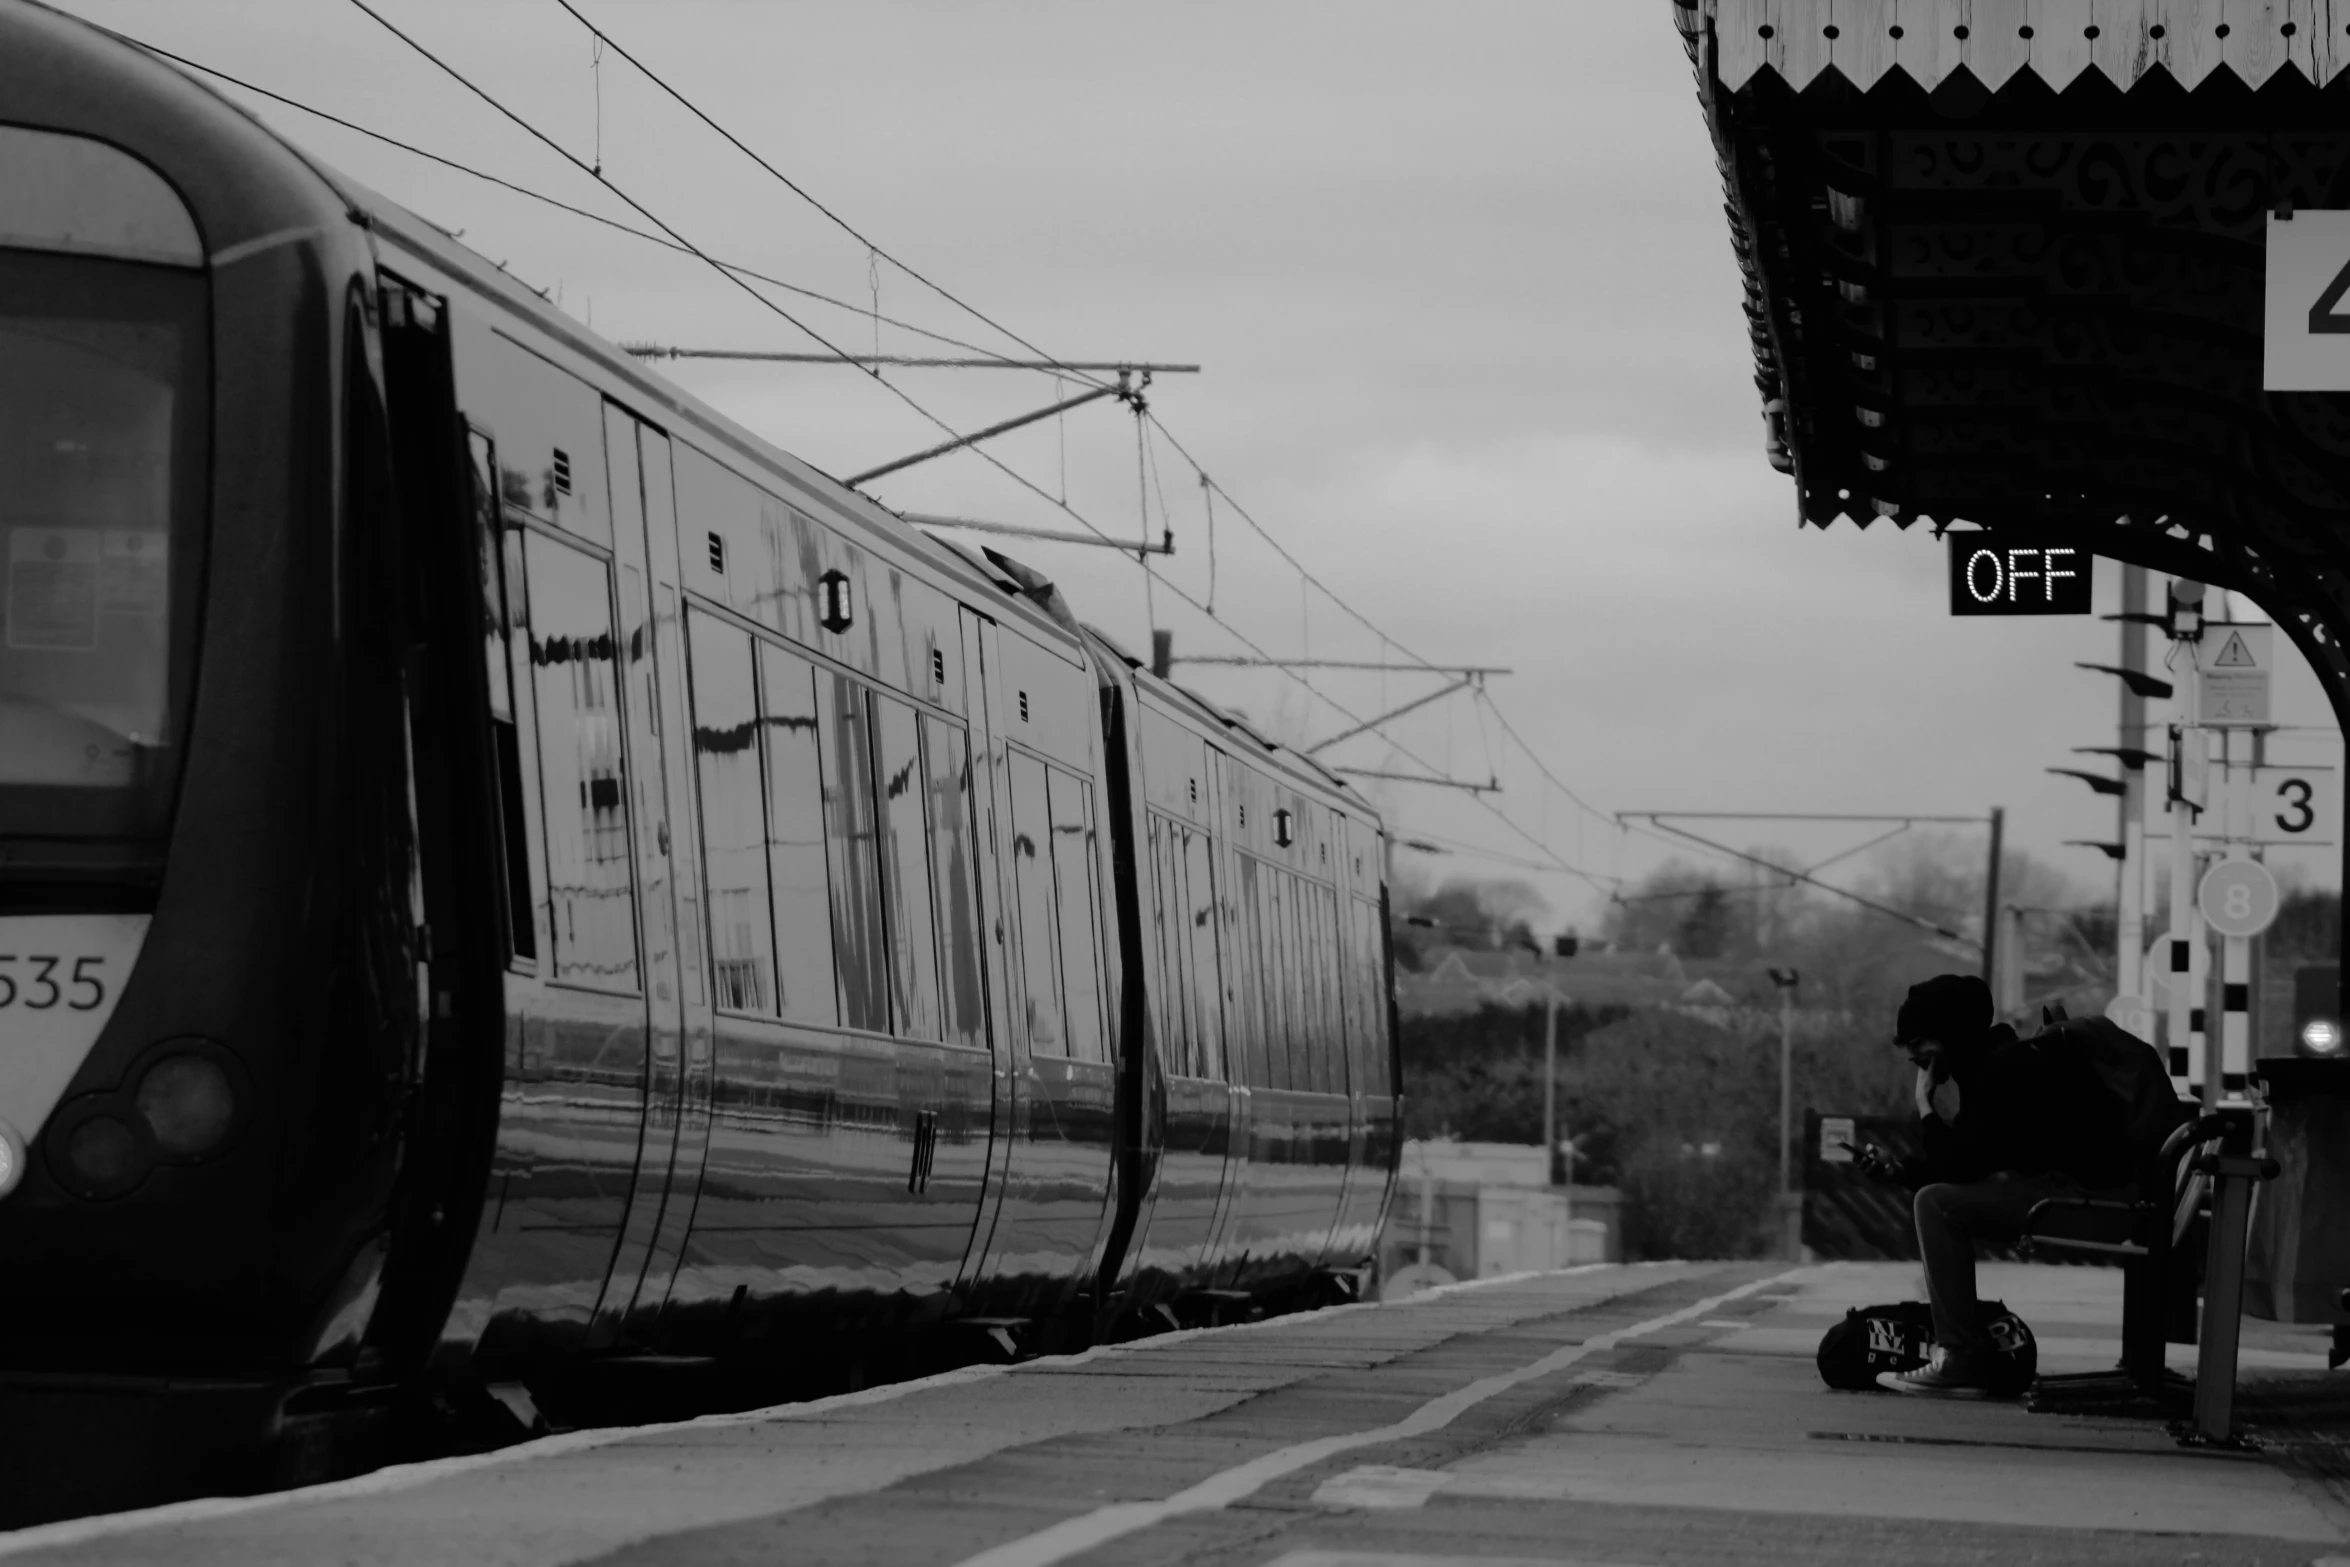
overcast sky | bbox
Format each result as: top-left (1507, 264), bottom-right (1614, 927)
top-left (62, 0), bottom-right (2346, 935)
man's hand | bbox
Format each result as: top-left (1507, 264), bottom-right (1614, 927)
top-left (1853, 1143), bottom-right (1908, 1185)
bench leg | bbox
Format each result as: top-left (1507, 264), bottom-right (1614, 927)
top-left (2191, 1163), bottom-right (2259, 1443)
top-left (2120, 1249), bottom-right (2167, 1384)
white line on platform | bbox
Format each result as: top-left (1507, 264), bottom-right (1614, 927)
top-left (0, 1261), bottom-right (1644, 1561)
top-left (948, 1266), bottom-right (1798, 1567)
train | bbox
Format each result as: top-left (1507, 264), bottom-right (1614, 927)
top-left (0, 0), bottom-right (1400, 1513)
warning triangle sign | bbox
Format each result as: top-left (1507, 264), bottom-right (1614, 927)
top-left (2212, 631), bottom-right (2258, 668)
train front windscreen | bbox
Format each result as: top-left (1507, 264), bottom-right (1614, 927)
top-left (0, 166), bottom-right (208, 880)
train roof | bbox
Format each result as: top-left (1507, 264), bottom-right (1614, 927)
top-left (1080, 624), bottom-right (1370, 820)
top-left (356, 207), bottom-right (1087, 659)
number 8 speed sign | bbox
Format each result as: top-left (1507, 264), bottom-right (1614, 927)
top-left (2199, 859), bottom-right (2281, 939)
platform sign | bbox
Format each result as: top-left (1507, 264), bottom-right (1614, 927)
top-left (1817, 1116), bottom-right (1855, 1164)
top-left (2239, 763), bottom-right (2336, 847)
top-left (1946, 537), bottom-right (2092, 614)
top-left (2165, 764), bottom-right (2339, 847)
top-left (2200, 859), bottom-right (2281, 939)
top-left (2266, 211), bottom-right (2350, 390)
top-left (2196, 622), bottom-right (2273, 727)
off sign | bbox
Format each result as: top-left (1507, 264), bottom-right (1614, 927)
top-left (1946, 537), bottom-right (2093, 615)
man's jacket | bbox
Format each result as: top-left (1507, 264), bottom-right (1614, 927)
top-left (1916, 1023), bottom-right (2136, 1188)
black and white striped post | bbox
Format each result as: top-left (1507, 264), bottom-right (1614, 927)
top-left (2164, 584), bottom-right (2209, 1099)
top-left (2193, 616), bottom-right (2281, 1106)
top-left (2201, 848), bottom-right (2280, 1106)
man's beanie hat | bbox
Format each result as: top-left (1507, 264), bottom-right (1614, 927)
top-left (1896, 973), bottom-right (1993, 1044)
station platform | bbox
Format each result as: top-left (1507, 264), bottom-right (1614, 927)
top-left (7, 1260), bottom-right (2350, 1567)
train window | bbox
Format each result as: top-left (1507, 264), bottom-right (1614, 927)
top-left (819, 672), bottom-right (890, 1032)
top-left (0, 246), bottom-right (205, 849)
top-left (874, 693), bottom-right (942, 1041)
top-left (1353, 897), bottom-right (1386, 1096)
top-left (1047, 768), bottom-right (1107, 1064)
top-left (1290, 873), bottom-right (1320, 1091)
top-left (1250, 864), bottom-right (1280, 1088)
top-left (757, 643), bottom-right (836, 1025)
top-left (1232, 857), bottom-right (1272, 1089)
top-left (1299, 881), bottom-right (1325, 1093)
top-left (686, 612), bottom-right (774, 1014)
top-left (469, 433), bottom-right (514, 725)
top-left (467, 431), bottom-right (536, 965)
top-left (1147, 814), bottom-right (1186, 1075)
top-left (0, 125), bottom-right (202, 266)
top-left (1221, 856), bottom-right (1254, 1087)
top-left (1292, 872), bottom-right (1325, 1091)
top-left (1332, 885), bottom-right (1360, 1088)
top-left (522, 532), bottom-right (639, 992)
top-left (1282, 869), bottom-right (1312, 1089)
top-left (1316, 884), bottom-right (1345, 1093)
top-left (922, 716), bottom-right (987, 1051)
top-left (1260, 865), bottom-right (1290, 1089)
top-left (1173, 821), bottom-right (1206, 1077)
top-left (1007, 751), bottom-right (1065, 1054)
top-left (1181, 824), bottom-right (1226, 1081)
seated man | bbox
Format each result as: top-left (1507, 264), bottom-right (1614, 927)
top-left (1862, 974), bottom-right (2133, 1398)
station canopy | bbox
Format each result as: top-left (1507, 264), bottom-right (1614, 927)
top-left (1673, 0), bottom-right (2350, 706)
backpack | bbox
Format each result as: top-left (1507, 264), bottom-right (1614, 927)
top-left (2031, 1015), bottom-right (2195, 1160)
top-left (1816, 1299), bottom-right (2038, 1393)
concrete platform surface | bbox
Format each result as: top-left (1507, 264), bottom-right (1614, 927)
top-left (7, 1260), bottom-right (2350, 1567)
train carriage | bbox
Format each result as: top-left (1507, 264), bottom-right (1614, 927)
top-left (0, 0), bottom-right (1398, 1504)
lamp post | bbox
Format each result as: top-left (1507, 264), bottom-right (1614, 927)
top-left (1538, 930), bottom-right (1578, 1187)
top-left (1767, 966), bottom-right (1801, 1260)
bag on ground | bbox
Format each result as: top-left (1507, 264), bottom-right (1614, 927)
top-left (1815, 1299), bottom-right (2037, 1392)
top-left (1816, 1301), bottom-right (1933, 1389)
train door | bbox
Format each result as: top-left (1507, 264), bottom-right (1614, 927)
top-left (1145, 801), bottom-right (1240, 1282)
top-left (449, 329), bottom-right (649, 1359)
top-left (1201, 750), bottom-right (1261, 1284)
top-left (610, 410), bottom-right (715, 1340)
top-left (959, 617), bottom-right (1118, 1315)
top-left (582, 402), bottom-right (692, 1349)
top-left (1323, 817), bottom-right (1393, 1266)
top-left (363, 277), bottom-right (520, 1369)
top-left (953, 609), bottom-right (1018, 1293)
top-left (1190, 745), bottom-right (1248, 1281)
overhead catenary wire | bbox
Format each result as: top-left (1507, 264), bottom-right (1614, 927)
top-left (161, 10), bottom-right (1619, 898)
top-left (544, 0), bottom-right (1117, 393)
top-left (113, 37), bottom-right (1032, 369)
top-left (337, 0), bottom-right (1162, 563)
top-left (1144, 411), bottom-right (1615, 829)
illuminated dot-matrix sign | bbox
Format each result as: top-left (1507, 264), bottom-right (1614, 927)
top-left (1945, 536), bottom-right (2094, 616)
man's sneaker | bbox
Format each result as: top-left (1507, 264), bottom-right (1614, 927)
top-left (1878, 1348), bottom-right (1994, 1399)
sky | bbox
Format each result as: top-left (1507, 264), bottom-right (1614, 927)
top-left (60, 0), bottom-right (2347, 937)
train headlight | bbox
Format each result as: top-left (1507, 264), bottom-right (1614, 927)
top-left (66, 1116), bottom-right (142, 1197)
top-left (135, 1054), bottom-right (236, 1158)
top-left (2303, 1018), bottom-right (2344, 1056)
top-left (0, 1120), bottom-right (22, 1199)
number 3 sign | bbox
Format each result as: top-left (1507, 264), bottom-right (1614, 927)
top-left (2200, 859), bottom-right (2281, 940)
